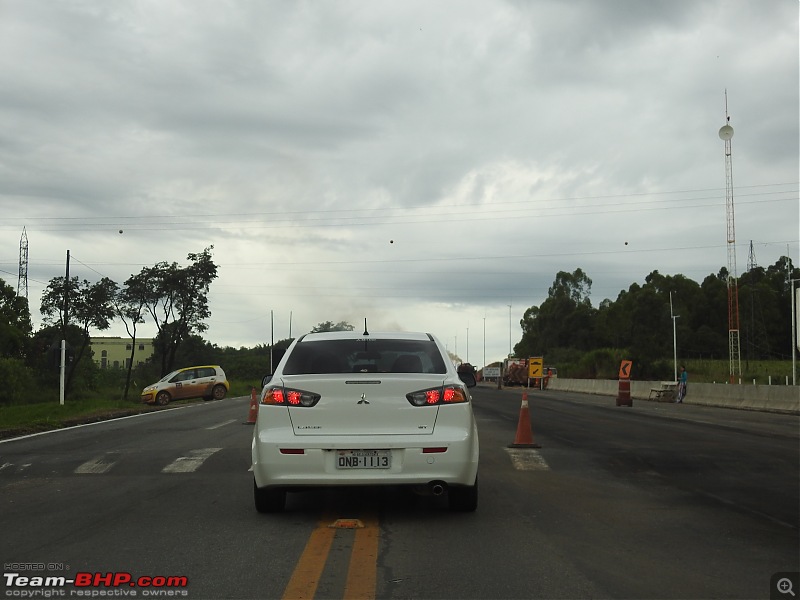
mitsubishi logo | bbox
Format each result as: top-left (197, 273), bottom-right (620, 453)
top-left (358, 393), bottom-right (370, 405)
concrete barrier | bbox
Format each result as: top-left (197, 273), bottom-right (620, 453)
top-left (546, 378), bottom-right (799, 414)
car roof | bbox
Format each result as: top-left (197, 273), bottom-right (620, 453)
top-left (298, 331), bottom-right (435, 342)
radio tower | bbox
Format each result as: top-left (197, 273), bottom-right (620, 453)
top-left (17, 227), bottom-right (29, 299)
top-left (718, 92), bottom-right (741, 383)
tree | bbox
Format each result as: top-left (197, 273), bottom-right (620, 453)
top-left (40, 276), bottom-right (118, 394)
top-left (116, 272), bottom-right (150, 400)
top-left (515, 255), bottom-right (800, 370)
top-left (170, 333), bottom-right (219, 368)
top-left (762, 256), bottom-right (800, 358)
top-left (697, 274), bottom-right (728, 358)
top-left (137, 247), bottom-right (218, 376)
top-left (548, 268), bottom-right (592, 305)
top-left (517, 269), bottom-right (596, 356)
top-left (311, 321), bottom-right (355, 333)
top-left (0, 278), bottom-right (34, 404)
top-left (0, 277), bottom-right (32, 359)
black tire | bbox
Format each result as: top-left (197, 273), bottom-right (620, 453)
top-left (212, 384), bottom-right (227, 400)
top-left (155, 391), bottom-right (171, 406)
top-left (254, 480), bottom-right (286, 513)
top-left (448, 477), bottom-right (478, 512)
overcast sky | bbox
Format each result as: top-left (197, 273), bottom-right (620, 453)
top-left (1, 0), bottom-right (797, 367)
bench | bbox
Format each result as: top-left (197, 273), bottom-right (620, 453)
top-left (649, 382), bottom-right (677, 402)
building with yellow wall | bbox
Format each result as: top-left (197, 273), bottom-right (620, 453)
top-left (90, 337), bottom-right (155, 369)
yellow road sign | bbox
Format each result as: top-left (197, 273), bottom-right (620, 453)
top-left (528, 357), bottom-right (543, 378)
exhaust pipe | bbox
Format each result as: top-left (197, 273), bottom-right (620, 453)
top-left (429, 481), bottom-right (447, 496)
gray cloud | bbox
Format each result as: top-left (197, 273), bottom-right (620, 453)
top-left (0, 0), bottom-right (796, 365)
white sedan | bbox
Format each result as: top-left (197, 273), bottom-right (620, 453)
top-left (251, 330), bottom-right (479, 512)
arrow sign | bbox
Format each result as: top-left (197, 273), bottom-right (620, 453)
top-left (619, 360), bottom-right (632, 380)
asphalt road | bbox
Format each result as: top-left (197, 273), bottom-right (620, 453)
top-left (1, 386), bottom-right (797, 599)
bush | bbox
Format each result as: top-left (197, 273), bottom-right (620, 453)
top-left (0, 357), bottom-right (36, 404)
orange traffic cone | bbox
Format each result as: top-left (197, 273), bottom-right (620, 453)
top-left (508, 390), bottom-right (541, 448)
top-left (245, 387), bottom-right (259, 424)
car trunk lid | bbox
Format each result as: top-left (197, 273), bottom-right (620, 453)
top-left (282, 374), bottom-right (444, 436)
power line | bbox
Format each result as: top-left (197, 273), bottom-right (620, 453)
top-left (1, 183), bottom-right (796, 232)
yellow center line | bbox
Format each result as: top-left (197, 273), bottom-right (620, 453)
top-left (343, 514), bottom-right (380, 600)
top-left (281, 512), bottom-right (381, 600)
top-left (282, 516), bottom-right (337, 600)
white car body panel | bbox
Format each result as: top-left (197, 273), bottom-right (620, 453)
top-left (251, 332), bottom-right (479, 491)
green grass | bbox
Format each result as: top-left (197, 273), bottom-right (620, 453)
top-left (0, 379), bottom-right (261, 439)
top-left (0, 398), bottom-right (154, 429)
top-left (683, 359), bottom-right (795, 385)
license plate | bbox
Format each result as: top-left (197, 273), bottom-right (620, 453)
top-left (336, 450), bottom-right (391, 469)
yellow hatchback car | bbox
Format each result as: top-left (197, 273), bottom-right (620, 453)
top-left (141, 365), bottom-right (229, 406)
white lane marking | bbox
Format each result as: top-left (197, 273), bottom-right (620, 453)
top-left (162, 448), bottom-right (222, 473)
top-left (75, 453), bottom-right (120, 474)
top-left (206, 419), bottom-right (236, 430)
top-left (505, 448), bottom-right (550, 471)
top-left (0, 462), bottom-right (14, 472)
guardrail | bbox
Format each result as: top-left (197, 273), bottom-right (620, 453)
top-left (544, 378), bottom-right (799, 415)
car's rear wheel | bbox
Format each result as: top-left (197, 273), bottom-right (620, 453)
top-left (155, 391), bottom-right (171, 406)
top-left (212, 384), bottom-right (227, 400)
top-left (448, 476), bottom-right (478, 512)
top-left (254, 480), bottom-right (286, 513)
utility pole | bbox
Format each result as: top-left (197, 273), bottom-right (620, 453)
top-left (60, 250), bottom-right (70, 405)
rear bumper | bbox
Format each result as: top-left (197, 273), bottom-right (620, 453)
top-left (252, 430), bottom-right (479, 489)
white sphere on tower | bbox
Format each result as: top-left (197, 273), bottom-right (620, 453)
top-left (719, 124), bottom-right (734, 140)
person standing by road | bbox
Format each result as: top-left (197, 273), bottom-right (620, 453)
top-left (676, 365), bottom-right (688, 403)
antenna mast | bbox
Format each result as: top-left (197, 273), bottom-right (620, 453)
top-left (17, 227), bottom-right (29, 299)
top-left (719, 91), bottom-right (741, 383)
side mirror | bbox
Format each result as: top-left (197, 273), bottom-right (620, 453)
top-left (458, 372), bottom-right (477, 388)
top-left (261, 374), bottom-right (273, 388)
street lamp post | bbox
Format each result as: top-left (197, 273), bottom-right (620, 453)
top-left (791, 277), bottom-right (798, 386)
top-left (670, 292), bottom-right (679, 382)
top-left (270, 310), bottom-right (274, 373)
top-left (508, 303), bottom-right (512, 357)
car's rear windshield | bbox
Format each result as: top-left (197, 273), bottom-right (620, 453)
top-left (283, 338), bottom-right (447, 375)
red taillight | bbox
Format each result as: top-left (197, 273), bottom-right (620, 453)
top-left (422, 447), bottom-right (448, 453)
top-left (443, 387), bottom-right (467, 403)
top-left (261, 387), bottom-right (285, 405)
top-left (425, 390), bottom-right (440, 404)
top-left (407, 386), bottom-right (467, 406)
top-left (262, 387), bottom-right (320, 407)
top-left (279, 449), bottom-right (305, 455)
